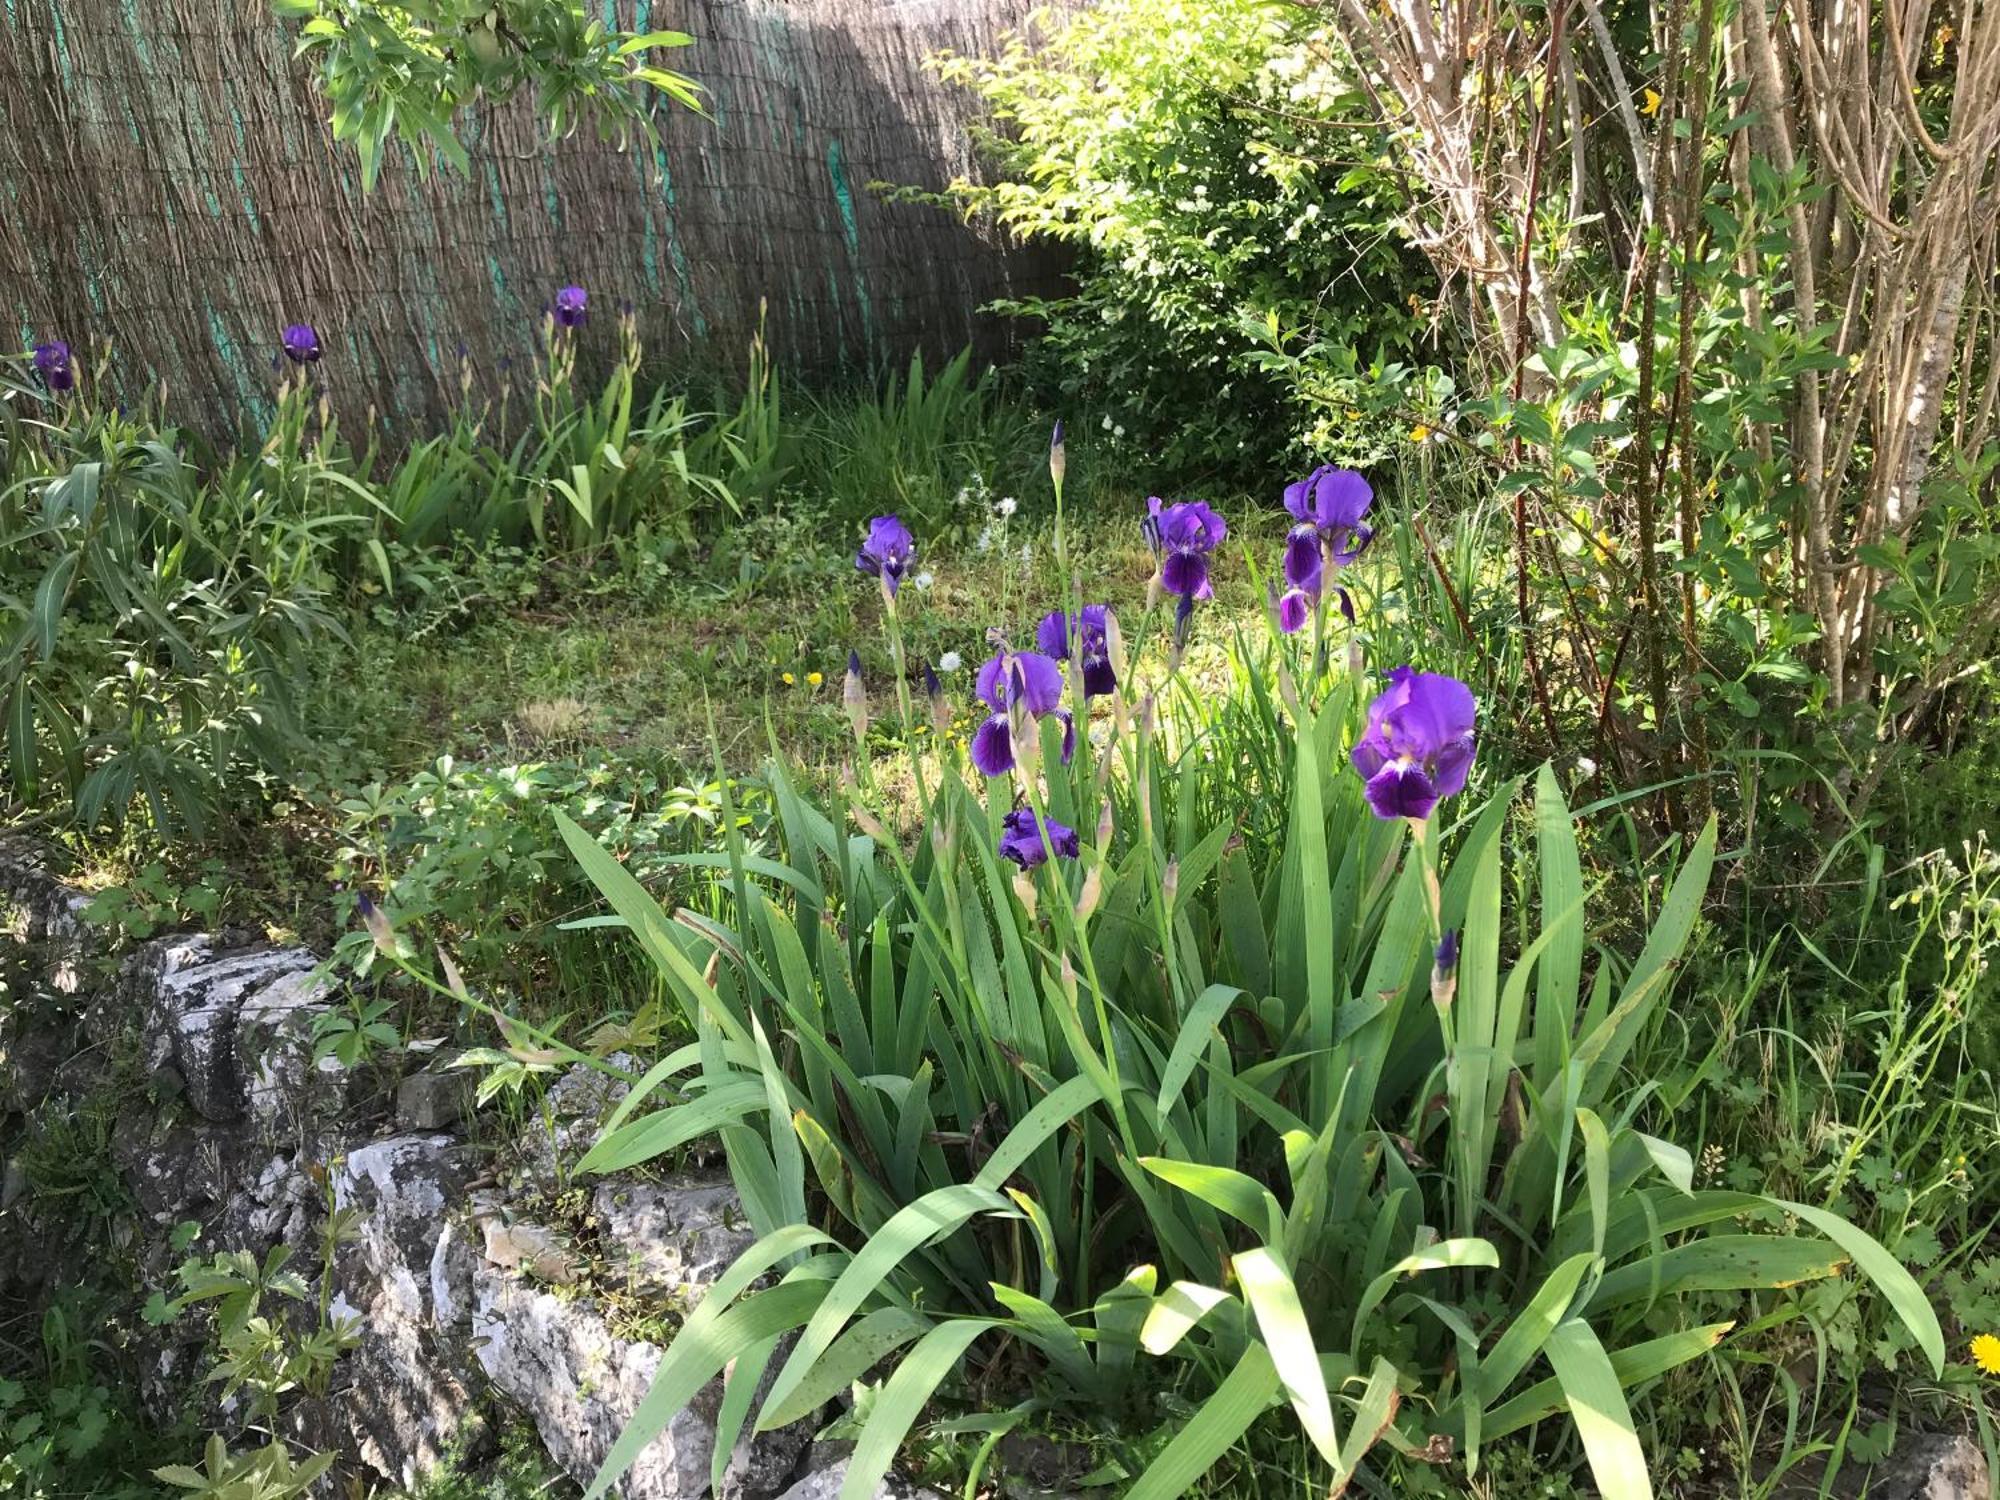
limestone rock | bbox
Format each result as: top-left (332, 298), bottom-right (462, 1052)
top-left (1862, 1433), bottom-right (1990, 1500)
top-left (593, 1175), bottom-right (756, 1295)
top-left (480, 1215), bottom-right (581, 1284)
top-left (771, 1447), bottom-right (947, 1500)
top-left (124, 938), bottom-right (326, 1124)
top-left (396, 1069), bottom-right (471, 1131)
top-left (471, 1262), bottom-right (721, 1498)
top-left (330, 1134), bottom-right (481, 1486)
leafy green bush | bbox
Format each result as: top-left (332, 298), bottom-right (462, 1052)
top-left (548, 519), bottom-right (1939, 1494)
top-left (1, 396), bottom-right (346, 838)
top-left (934, 0), bottom-right (1440, 480)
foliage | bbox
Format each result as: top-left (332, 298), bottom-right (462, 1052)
top-left (0, 390), bottom-right (346, 839)
top-left (328, 754), bottom-right (767, 1007)
top-left (269, 0), bottom-right (700, 189)
top-left (549, 502), bottom-right (1939, 1497)
top-left (933, 0), bottom-right (1442, 481)
top-left (803, 349), bottom-right (1043, 540)
top-left (0, 1305), bottom-right (160, 1500)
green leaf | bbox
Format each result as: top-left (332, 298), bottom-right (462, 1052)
top-left (1587, 1236), bottom-right (1849, 1312)
top-left (761, 1185), bottom-right (1011, 1423)
top-left (756, 1306), bottom-right (932, 1430)
top-left (1543, 1319), bottom-right (1650, 1500)
top-left (839, 1320), bottom-right (997, 1500)
top-left (1141, 1157), bottom-right (1284, 1243)
top-left (1770, 1198), bottom-right (1944, 1376)
top-left (1125, 1341), bottom-right (1279, 1500)
top-left (1234, 1246), bottom-right (1337, 1464)
top-left (618, 28), bottom-right (695, 52)
top-left (1483, 1323), bottom-right (1732, 1440)
top-left (577, 1080), bottom-right (765, 1175)
top-left (585, 1277), bottom-right (828, 1500)
top-left (1140, 1281), bottom-right (1234, 1356)
top-left (973, 1073), bottom-right (1100, 1190)
top-left (1154, 984), bottom-right (1244, 1120)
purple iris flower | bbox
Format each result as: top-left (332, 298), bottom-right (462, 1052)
top-left (970, 650), bottom-right (1073, 776)
top-left (1284, 466), bottom-right (1374, 566)
top-left (1350, 667), bottom-right (1477, 820)
top-left (856, 515), bottom-right (916, 594)
top-left (998, 807), bottom-right (1080, 870)
top-left (1435, 929), bottom-right (1459, 974)
top-left (280, 324), bottom-right (321, 364)
top-left (1036, 606), bottom-right (1115, 697)
top-left (1276, 589), bottom-right (1311, 635)
top-left (30, 341), bottom-right (74, 393)
top-left (1284, 524), bottom-right (1325, 596)
top-left (554, 285), bottom-right (588, 328)
top-left (1153, 500), bottom-right (1228, 599)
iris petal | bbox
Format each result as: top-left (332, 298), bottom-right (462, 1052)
top-left (971, 716), bottom-right (1014, 776)
top-left (1284, 527), bottom-right (1324, 595)
top-left (1364, 763), bottom-right (1440, 820)
top-left (1161, 552), bottom-right (1210, 598)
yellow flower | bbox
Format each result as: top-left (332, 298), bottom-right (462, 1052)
top-left (1640, 87), bottom-right (1663, 117)
top-left (1972, 1334), bottom-right (2000, 1374)
top-left (1410, 423), bottom-right (1432, 443)
top-left (806, 671), bottom-right (823, 687)
top-left (1345, 409), bottom-right (1363, 423)
top-left (782, 672), bottom-right (796, 686)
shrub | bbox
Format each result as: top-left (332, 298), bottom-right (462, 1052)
top-left (933, 0), bottom-right (1441, 482)
top-left (0, 396), bottom-right (345, 838)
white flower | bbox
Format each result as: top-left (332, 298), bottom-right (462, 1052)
top-left (912, 571), bottom-right (935, 591)
top-left (938, 651), bottom-right (962, 673)
top-left (1576, 756), bottom-right (1598, 777)
top-left (1101, 414), bottom-right (1114, 431)
top-left (994, 496), bottom-right (1018, 518)
top-left (1113, 424), bottom-right (1126, 439)
top-left (975, 525), bottom-right (995, 553)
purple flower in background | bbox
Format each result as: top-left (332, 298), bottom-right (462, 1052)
top-left (1335, 586), bottom-right (1356, 624)
top-left (1036, 605), bottom-right (1115, 697)
top-left (553, 285), bottom-right (588, 328)
top-left (1154, 500), bottom-right (1228, 599)
top-left (1284, 466), bottom-right (1374, 566)
top-left (280, 324), bottom-right (321, 364)
top-left (1141, 496), bottom-right (1166, 556)
top-left (998, 807), bottom-right (1080, 870)
top-left (970, 649), bottom-right (1073, 776)
top-left (1435, 929), bottom-right (1459, 974)
top-left (30, 340), bottom-right (74, 393)
top-left (1350, 667), bottom-right (1477, 820)
top-left (856, 515), bottom-right (916, 594)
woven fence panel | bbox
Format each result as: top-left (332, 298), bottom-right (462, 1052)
top-left (0, 0), bottom-right (1065, 439)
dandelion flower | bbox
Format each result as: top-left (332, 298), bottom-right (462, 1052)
top-left (782, 672), bottom-right (796, 686)
top-left (806, 671), bottom-right (823, 687)
top-left (1972, 1334), bottom-right (2000, 1374)
top-left (1410, 423), bottom-right (1432, 443)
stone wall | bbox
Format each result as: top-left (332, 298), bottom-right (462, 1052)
top-left (0, 839), bottom-right (932, 1498)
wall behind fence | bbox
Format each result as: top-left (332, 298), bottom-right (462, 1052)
top-left (0, 0), bottom-right (1065, 440)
